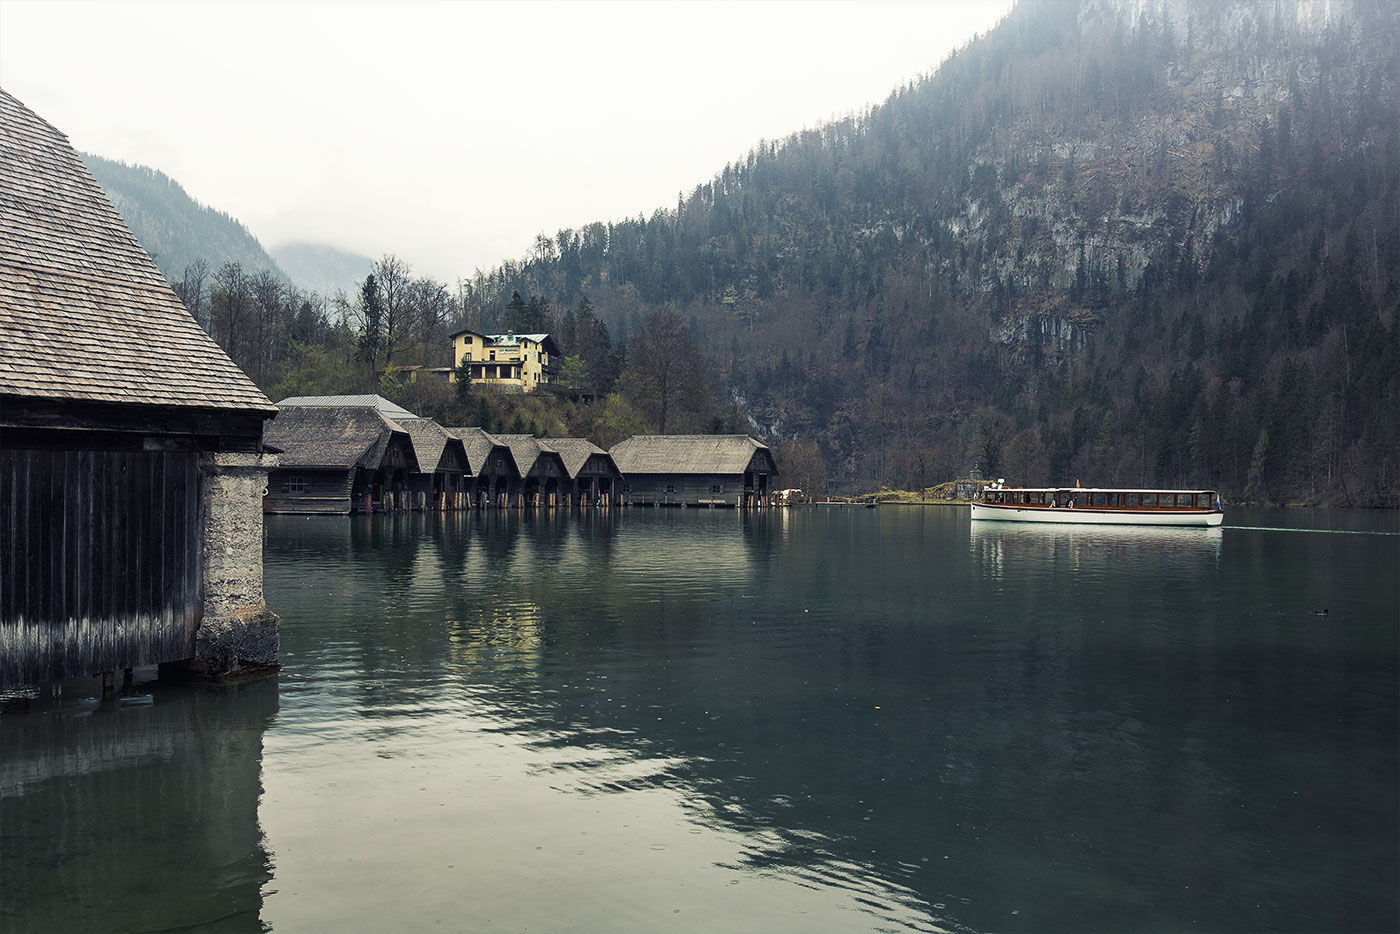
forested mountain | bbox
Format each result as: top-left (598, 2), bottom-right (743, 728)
top-left (270, 242), bottom-right (374, 299)
top-left (81, 153), bottom-right (286, 284)
top-left (455, 0), bottom-right (1399, 505)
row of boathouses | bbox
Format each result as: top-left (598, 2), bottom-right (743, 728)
top-left (262, 395), bottom-right (778, 513)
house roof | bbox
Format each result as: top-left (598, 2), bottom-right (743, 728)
top-left (446, 330), bottom-right (561, 355)
top-left (544, 438), bottom-right (613, 479)
top-left (609, 435), bottom-right (777, 476)
top-left (495, 333), bottom-right (561, 355)
top-left (488, 333), bottom-right (550, 346)
top-left (263, 405), bottom-right (413, 471)
top-left (399, 418), bottom-right (468, 474)
top-left (276, 394), bottom-right (418, 419)
top-left (0, 88), bottom-right (275, 415)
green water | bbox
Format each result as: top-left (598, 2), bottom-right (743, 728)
top-left (3, 506), bottom-right (1397, 932)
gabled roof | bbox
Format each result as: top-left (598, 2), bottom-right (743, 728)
top-left (609, 435), bottom-right (777, 476)
top-left (0, 88), bottom-right (274, 415)
top-left (544, 438), bottom-right (614, 479)
top-left (276, 394), bottom-right (418, 419)
top-left (493, 433), bottom-right (567, 477)
top-left (399, 418), bottom-right (469, 474)
top-left (443, 427), bottom-right (517, 477)
top-left (264, 405), bottom-right (414, 471)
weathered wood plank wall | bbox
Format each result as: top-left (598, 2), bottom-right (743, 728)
top-left (1, 449), bottom-right (202, 689)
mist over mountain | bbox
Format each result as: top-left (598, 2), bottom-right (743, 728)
top-left (270, 242), bottom-right (374, 299)
top-left (80, 153), bottom-right (287, 284)
top-left (461, 0), bottom-right (1399, 505)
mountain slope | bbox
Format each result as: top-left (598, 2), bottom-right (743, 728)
top-left (270, 242), bottom-right (374, 299)
top-left (461, 0), bottom-right (1399, 505)
top-left (80, 153), bottom-right (286, 284)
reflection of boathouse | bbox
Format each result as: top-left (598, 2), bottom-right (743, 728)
top-left (610, 435), bottom-right (777, 507)
top-left (0, 89), bottom-right (279, 689)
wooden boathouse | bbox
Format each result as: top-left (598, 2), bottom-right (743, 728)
top-left (547, 439), bottom-right (620, 506)
top-left (400, 418), bottom-right (471, 510)
top-left (609, 435), bottom-right (777, 507)
top-left (0, 88), bottom-right (280, 690)
top-left (263, 402), bottom-right (419, 514)
top-left (447, 427), bottom-right (519, 507)
top-left (494, 434), bottom-right (571, 506)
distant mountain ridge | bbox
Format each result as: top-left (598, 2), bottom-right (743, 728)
top-left (80, 153), bottom-right (287, 285)
top-left (270, 242), bottom-right (374, 298)
top-left (459, 0), bottom-right (1399, 504)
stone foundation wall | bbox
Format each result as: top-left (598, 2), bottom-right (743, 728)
top-left (191, 452), bottom-right (280, 677)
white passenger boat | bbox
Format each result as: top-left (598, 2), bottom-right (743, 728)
top-left (970, 482), bottom-right (1224, 527)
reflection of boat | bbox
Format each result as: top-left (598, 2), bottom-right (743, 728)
top-left (971, 483), bottom-right (1223, 527)
top-left (969, 521), bottom-right (1223, 579)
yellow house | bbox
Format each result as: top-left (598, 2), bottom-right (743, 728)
top-left (449, 329), bottom-right (560, 392)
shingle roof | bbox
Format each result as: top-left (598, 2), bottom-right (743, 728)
top-left (399, 418), bottom-right (466, 474)
top-left (263, 405), bottom-right (409, 470)
top-left (276, 394), bottom-right (418, 419)
top-left (0, 88), bottom-right (274, 414)
top-left (609, 435), bottom-right (776, 476)
top-left (493, 433), bottom-right (556, 477)
top-left (544, 438), bottom-right (611, 478)
top-left (443, 427), bottom-right (513, 476)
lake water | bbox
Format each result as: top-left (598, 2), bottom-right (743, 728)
top-left (2, 506), bottom-right (1397, 933)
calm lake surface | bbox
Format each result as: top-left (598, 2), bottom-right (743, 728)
top-left (3, 506), bottom-right (1397, 933)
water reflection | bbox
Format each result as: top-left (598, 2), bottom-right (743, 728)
top-left (0, 674), bottom-right (277, 933)
top-left (12, 508), bottom-right (1385, 933)
top-left (969, 522), bottom-right (1222, 580)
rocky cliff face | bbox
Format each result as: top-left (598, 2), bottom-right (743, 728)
top-left (931, 0), bottom-right (1394, 353)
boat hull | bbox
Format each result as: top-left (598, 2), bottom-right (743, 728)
top-left (970, 502), bottom-right (1224, 527)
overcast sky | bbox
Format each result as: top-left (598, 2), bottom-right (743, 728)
top-left (1, 0), bottom-right (1012, 283)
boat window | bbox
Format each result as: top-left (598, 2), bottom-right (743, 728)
top-left (1034, 492), bottom-right (1045, 504)
top-left (1197, 493), bottom-right (1213, 508)
top-left (1177, 493), bottom-right (1193, 507)
top-left (1107, 493), bottom-right (1120, 506)
top-left (1092, 493), bottom-right (1106, 506)
top-left (1141, 494), bottom-right (1157, 507)
top-left (1124, 493), bottom-right (1139, 507)
top-left (1074, 492), bottom-right (1088, 507)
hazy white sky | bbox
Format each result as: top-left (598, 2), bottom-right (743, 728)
top-left (1, 0), bottom-right (1012, 283)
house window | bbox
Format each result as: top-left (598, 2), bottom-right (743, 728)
top-left (285, 476), bottom-right (307, 493)
top-left (711, 484), bottom-right (723, 493)
top-left (622, 483), bottom-right (632, 493)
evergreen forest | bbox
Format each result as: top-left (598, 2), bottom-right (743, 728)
top-left (122, 0), bottom-right (1399, 506)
